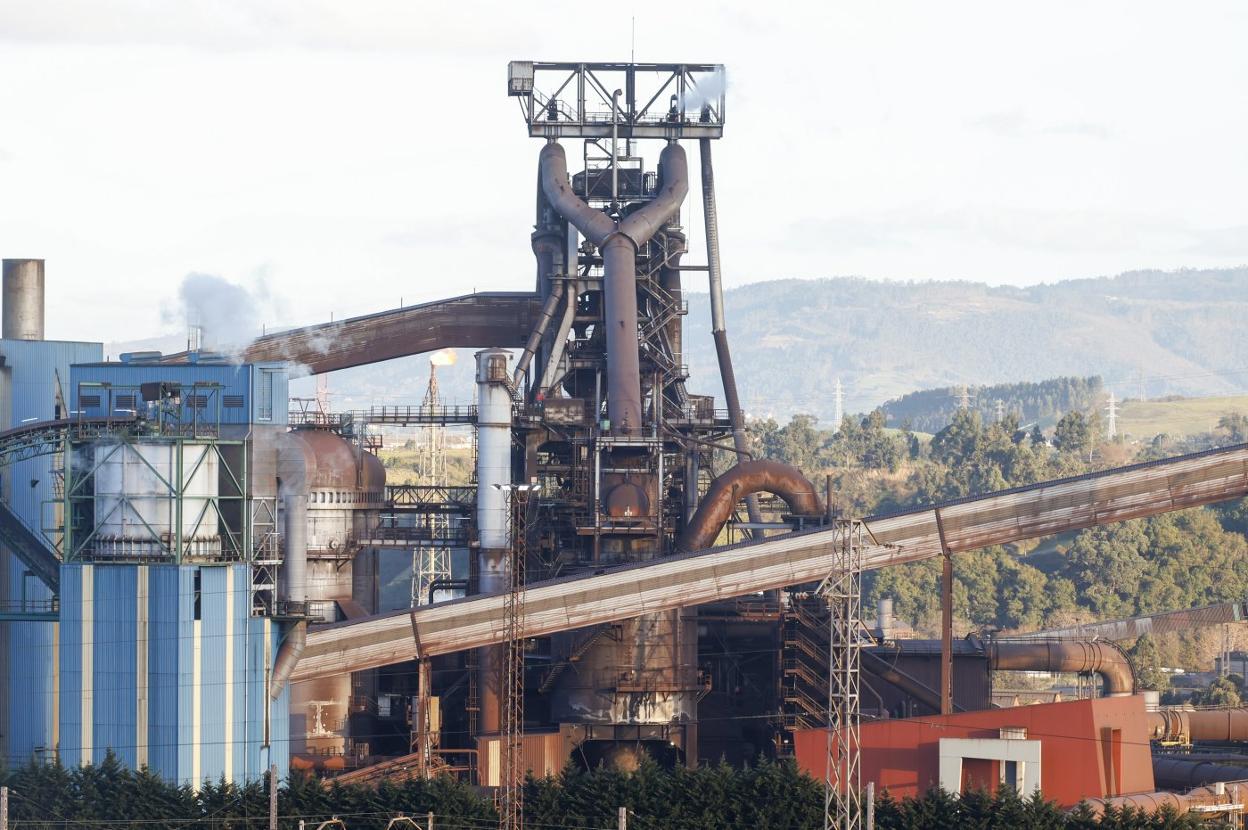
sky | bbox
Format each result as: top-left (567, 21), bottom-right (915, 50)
top-left (0, 0), bottom-right (1245, 345)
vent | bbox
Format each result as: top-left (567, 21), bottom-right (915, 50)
top-left (186, 394), bottom-right (209, 409)
top-left (80, 395), bottom-right (101, 408)
top-left (115, 394), bottom-right (136, 409)
top-left (223, 395), bottom-right (245, 409)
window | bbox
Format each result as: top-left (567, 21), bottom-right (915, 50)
top-left (256, 370), bottom-right (275, 421)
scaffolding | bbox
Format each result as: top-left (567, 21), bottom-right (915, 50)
top-left (818, 519), bottom-right (864, 830)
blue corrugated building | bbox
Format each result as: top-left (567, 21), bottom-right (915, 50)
top-left (59, 563), bottom-right (289, 785)
top-left (0, 337), bottom-right (103, 762)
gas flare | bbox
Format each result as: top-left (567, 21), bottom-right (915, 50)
top-left (429, 348), bottom-right (457, 367)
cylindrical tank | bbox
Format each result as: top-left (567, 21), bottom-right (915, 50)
top-left (283, 428), bottom-right (385, 760)
top-left (2, 259), bottom-right (44, 341)
top-left (93, 441), bottom-right (220, 558)
top-left (475, 349), bottom-right (512, 735)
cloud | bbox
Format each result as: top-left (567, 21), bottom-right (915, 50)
top-left (970, 111), bottom-right (1112, 140)
top-left (1185, 225), bottom-right (1248, 257)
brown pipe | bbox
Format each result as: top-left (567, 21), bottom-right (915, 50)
top-left (513, 278), bottom-right (565, 388)
top-left (1153, 755), bottom-right (1248, 789)
top-left (1079, 782), bottom-right (1247, 817)
top-left (676, 459), bottom-right (821, 552)
top-left (1148, 708), bottom-right (1248, 743)
top-left (539, 141), bottom-right (689, 436)
top-left (990, 640), bottom-right (1135, 696)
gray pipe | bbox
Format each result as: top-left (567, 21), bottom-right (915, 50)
top-left (698, 140), bottom-right (761, 529)
top-left (539, 141), bottom-right (689, 436)
top-left (2, 259), bottom-right (45, 341)
top-left (271, 452), bottom-right (309, 700)
top-left (1153, 755), bottom-right (1248, 790)
top-left (513, 279), bottom-right (565, 388)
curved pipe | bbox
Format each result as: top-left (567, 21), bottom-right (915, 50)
top-left (1153, 755), bottom-right (1248, 789)
top-left (270, 621), bottom-right (306, 701)
top-left (676, 459), bottom-right (821, 552)
top-left (539, 141), bottom-right (689, 435)
top-left (1148, 707), bottom-right (1248, 743)
top-left (989, 640), bottom-right (1135, 696)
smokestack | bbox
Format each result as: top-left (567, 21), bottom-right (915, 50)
top-left (2, 259), bottom-right (45, 341)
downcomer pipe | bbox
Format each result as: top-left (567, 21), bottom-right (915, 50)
top-left (676, 459), bottom-right (821, 551)
top-left (989, 639), bottom-right (1135, 696)
top-left (2, 259), bottom-right (45, 341)
top-left (539, 140), bottom-right (689, 435)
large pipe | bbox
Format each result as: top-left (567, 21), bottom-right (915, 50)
top-left (698, 140), bottom-right (762, 530)
top-left (861, 650), bottom-right (954, 713)
top-left (1148, 708), bottom-right (1248, 743)
top-left (476, 348), bottom-right (513, 733)
top-left (1153, 755), bottom-right (1248, 789)
top-left (513, 279), bottom-right (565, 388)
top-left (989, 640), bottom-right (1135, 696)
top-left (2, 259), bottom-right (45, 341)
top-left (539, 140), bottom-right (689, 436)
top-left (1080, 781), bottom-right (1247, 817)
top-left (676, 459), bottom-right (821, 552)
top-left (270, 490), bottom-right (309, 700)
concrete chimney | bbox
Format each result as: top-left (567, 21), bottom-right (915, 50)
top-left (2, 259), bottom-right (45, 341)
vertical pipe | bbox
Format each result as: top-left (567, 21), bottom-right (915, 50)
top-left (936, 509), bottom-right (953, 715)
top-left (611, 90), bottom-right (623, 204)
top-left (475, 349), bottom-right (513, 734)
top-left (1, 259), bottom-right (45, 341)
top-left (698, 141), bottom-right (762, 528)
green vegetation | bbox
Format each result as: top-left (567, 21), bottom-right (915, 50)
top-left (0, 755), bottom-right (1213, 829)
top-left (1118, 396), bottom-right (1248, 441)
top-left (883, 376), bottom-right (1104, 434)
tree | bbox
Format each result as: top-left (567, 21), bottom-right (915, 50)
top-left (1053, 411), bottom-right (1091, 456)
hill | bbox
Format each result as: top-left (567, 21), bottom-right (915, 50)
top-left (681, 267), bottom-right (1248, 421)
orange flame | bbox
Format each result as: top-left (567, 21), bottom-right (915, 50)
top-left (429, 348), bottom-right (457, 367)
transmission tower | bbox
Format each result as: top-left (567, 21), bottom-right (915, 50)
top-left (994, 399), bottom-right (1005, 422)
top-left (1105, 390), bottom-right (1118, 440)
top-left (833, 378), bottom-right (844, 426)
top-left (820, 519), bottom-right (865, 830)
top-left (955, 384), bottom-right (974, 411)
top-left (498, 484), bottom-right (534, 830)
top-left (417, 359), bottom-right (446, 485)
top-left (412, 357), bottom-right (453, 611)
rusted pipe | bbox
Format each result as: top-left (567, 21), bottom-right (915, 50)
top-left (676, 459), bottom-right (821, 552)
top-left (1153, 755), bottom-right (1248, 789)
top-left (1079, 782), bottom-right (1247, 817)
top-left (1147, 708), bottom-right (1248, 743)
top-left (513, 278), bottom-right (565, 388)
top-left (539, 140), bottom-right (689, 436)
top-left (989, 639), bottom-right (1135, 696)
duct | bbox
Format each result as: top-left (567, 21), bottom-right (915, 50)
top-left (2, 259), bottom-right (45, 341)
top-left (270, 487), bottom-right (309, 700)
top-left (861, 650), bottom-right (954, 713)
top-left (1080, 782), bottom-right (1248, 817)
top-left (513, 279), bottom-right (565, 389)
top-left (1147, 708), bottom-right (1248, 743)
top-left (539, 140), bottom-right (689, 435)
top-left (659, 227), bottom-right (686, 383)
top-left (540, 283), bottom-right (577, 393)
top-left (989, 640), bottom-right (1135, 696)
top-left (1153, 755), bottom-right (1248, 789)
top-left (676, 459), bottom-right (821, 552)
top-left (699, 139), bottom-right (761, 531)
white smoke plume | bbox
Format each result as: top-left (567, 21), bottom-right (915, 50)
top-left (680, 68), bottom-right (726, 113)
top-left (170, 272), bottom-right (275, 360)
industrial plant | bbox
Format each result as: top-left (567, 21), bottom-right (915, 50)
top-left (3, 60), bottom-right (1248, 827)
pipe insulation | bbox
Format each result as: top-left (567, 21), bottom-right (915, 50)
top-left (698, 139), bottom-right (762, 530)
top-left (539, 140), bottom-right (689, 436)
top-left (989, 639), bottom-right (1135, 696)
top-left (676, 459), bottom-right (821, 552)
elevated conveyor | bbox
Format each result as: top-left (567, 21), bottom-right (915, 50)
top-left (291, 441), bottom-right (1248, 682)
top-left (165, 292), bottom-right (543, 374)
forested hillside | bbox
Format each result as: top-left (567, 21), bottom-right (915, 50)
top-left (683, 267), bottom-right (1248, 420)
top-left (882, 376), bottom-right (1104, 432)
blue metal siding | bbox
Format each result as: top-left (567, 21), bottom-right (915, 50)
top-left (177, 567), bottom-right (196, 785)
top-left (199, 567), bottom-right (227, 784)
top-left (146, 565), bottom-right (181, 780)
top-left (57, 564), bottom-right (85, 767)
top-left (69, 362), bottom-right (289, 426)
top-left (3, 339), bottom-right (102, 761)
top-left (92, 566), bottom-right (137, 766)
top-left (231, 566), bottom-right (249, 781)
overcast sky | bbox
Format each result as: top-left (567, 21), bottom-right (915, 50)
top-left (1, 0), bottom-right (1245, 344)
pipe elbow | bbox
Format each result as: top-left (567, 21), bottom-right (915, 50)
top-left (676, 459), bottom-right (821, 552)
top-left (539, 142), bottom-right (613, 244)
top-left (269, 619), bottom-right (307, 700)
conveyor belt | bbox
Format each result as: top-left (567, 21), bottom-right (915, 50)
top-left (163, 292), bottom-right (543, 374)
top-left (291, 441), bottom-right (1248, 682)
